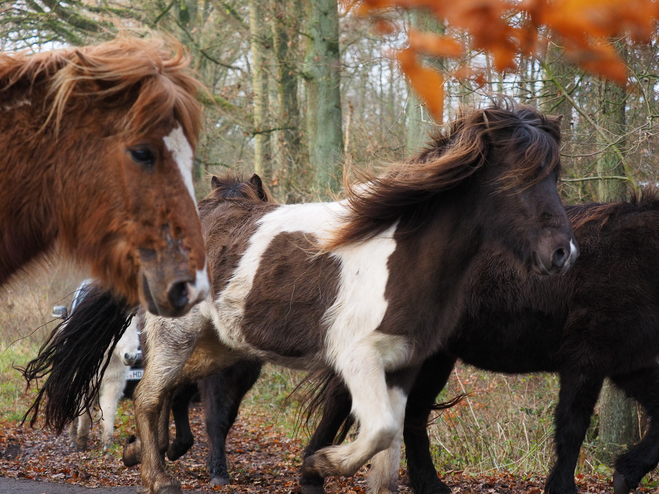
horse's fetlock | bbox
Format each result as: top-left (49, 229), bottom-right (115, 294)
top-left (303, 450), bottom-right (340, 478)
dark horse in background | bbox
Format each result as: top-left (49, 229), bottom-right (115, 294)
top-left (8, 36), bottom-right (210, 431)
top-left (155, 190), bottom-right (659, 494)
top-left (298, 190), bottom-right (659, 494)
top-left (28, 102), bottom-right (577, 494)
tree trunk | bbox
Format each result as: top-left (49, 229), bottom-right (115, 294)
top-left (271, 0), bottom-right (304, 203)
top-left (405, 10), bottom-right (444, 154)
top-left (596, 72), bottom-right (628, 201)
top-left (598, 381), bottom-right (639, 463)
top-left (596, 42), bottom-right (636, 461)
top-left (303, 0), bottom-right (343, 195)
top-left (249, 0), bottom-right (271, 178)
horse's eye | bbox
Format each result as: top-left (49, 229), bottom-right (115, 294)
top-left (129, 147), bottom-right (156, 167)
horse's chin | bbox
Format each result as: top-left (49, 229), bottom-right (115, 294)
top-left (138, 272), bottom-right (202, 317)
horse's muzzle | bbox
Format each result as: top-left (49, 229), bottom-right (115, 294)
top-left (534, 238), bottom-right (579, 276)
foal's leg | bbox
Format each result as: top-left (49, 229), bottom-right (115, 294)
top-left (609, 364), bottom-right (659, 494)
top-left (545, 370), bottom-right (603, 494)
top-left (402, 353), bottom-right (456, 494)
top-left (201, 359), bottom-right (262, 486)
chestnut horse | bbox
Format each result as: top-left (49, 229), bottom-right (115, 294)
top-left (0, 36), bottom-right (208, 316)
top-left (29, 102), bottom-right (577, 494)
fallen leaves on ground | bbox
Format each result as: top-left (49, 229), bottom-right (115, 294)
top-left (0, 401), bottom-right (650, 493)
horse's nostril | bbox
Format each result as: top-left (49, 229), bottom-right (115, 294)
top-left (553, 247), bottom-right (567, 267)
top-left (124, 353), bottom-right (130, 361)
top-left (167, 280), bottom-right (191, 311)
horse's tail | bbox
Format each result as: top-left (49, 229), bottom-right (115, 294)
top-left (297, 370), bottom-right (468, 442)
top-left (19, 284), bottom-right (133, 433)
top-left (295, 370), bottom-right (355, 446)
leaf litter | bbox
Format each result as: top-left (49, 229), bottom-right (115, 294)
top-left (0, 400), bottom-right (648, 493)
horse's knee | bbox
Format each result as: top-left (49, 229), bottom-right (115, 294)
top-left (123, 435), bottom-right (142, 467)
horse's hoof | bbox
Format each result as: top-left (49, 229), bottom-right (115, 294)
top-left (122, 436), bottom-right (141, 467)
top-left (156, 487), bottom-right (182, 494)
top-left (613, 472), bottom-right (632, 494)
top-left (209, 475), bottom-right (231, 486)
top-left (299, 484), bottom-right (327, 494)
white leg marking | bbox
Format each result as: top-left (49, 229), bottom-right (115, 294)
top-left (164, 124), bottom-right (197, 209)
top-left (367, 387), bottom-right (407, 494)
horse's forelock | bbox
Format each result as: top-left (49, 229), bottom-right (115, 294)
top-left (2, 36), bottom-right (203, 141)
top-left (482, 107), bottom-right (562, 191)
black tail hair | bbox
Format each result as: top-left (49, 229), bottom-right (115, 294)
top-left (20, 284), bottom-right (133, 432)
top-left (298, 370), bottom-right (468, 441)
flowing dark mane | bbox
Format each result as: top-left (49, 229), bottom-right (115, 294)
top-left (327, 100), bottom-right (562, 250)
top-left (0, 35), bottom-right (203, 143)
top-left (567, 186), bottom-right (659, 231)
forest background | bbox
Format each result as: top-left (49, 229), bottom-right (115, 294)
top-left (1, 0), bottom-right (659, 484)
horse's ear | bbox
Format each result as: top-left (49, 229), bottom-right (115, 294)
top-left (211, 175), bottom-right (221, 190)
top-left (249, 174), bottom-right (267, 201)
top-left (546, 115), bottom-right (563, 142)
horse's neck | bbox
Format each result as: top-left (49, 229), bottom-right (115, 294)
top-left (0, 102), bottom-right (58, 285)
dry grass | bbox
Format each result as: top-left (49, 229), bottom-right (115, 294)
top-left (425, 365), bottom-right (613, 478)
top-left (0, 265), bottom-right (81, 421)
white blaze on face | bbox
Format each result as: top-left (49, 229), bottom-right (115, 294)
top-left (164, 125), bottom-right (197, 210)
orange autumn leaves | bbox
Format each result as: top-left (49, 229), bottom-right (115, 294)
top-left (357, 0), bottom-right (659, 122)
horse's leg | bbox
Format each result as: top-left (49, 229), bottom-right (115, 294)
top-left (300, 376), bottom-right (353, 494)
top-left (131, 318), bottom-right (201, 494)
top-left (401, 353), bottom-right (456, 494)
top-left (75, 409), bottom-right (92, 451)
top-left (545, 369), bottom-right (603, 494)
top-left (157, 393), bottom-right (173, 457)
top-left (167, 384), bottom-right (198, 461)
top-left (201, 359), bottom-right (262, 486)
top-left (302, 358), bottom-right (417, 485)
top-left (68, 418), bottom-right (79, 449)
top-left (609, 364), bottom-right (659, 494)
top-left (365, 368), bottom-right (423, 494)
top-left (99, 377), bottom-right (124, 451)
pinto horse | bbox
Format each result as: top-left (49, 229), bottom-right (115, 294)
top-left (301, 191), bottom-right (659, 494)
top-left (33, 102), bottom-right (577, 494)
top-left (0, 36), bottom-right (208, 315)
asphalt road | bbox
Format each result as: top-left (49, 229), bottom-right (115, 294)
top-left (0, 478), bottom-right (208, 493)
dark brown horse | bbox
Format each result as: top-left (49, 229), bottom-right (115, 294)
top-left (300, 191), bottom-right (659, 494)
top-left (31, 101), bottom-right (577, 494)
top-left (0, 35), bottom-right (208, 316)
